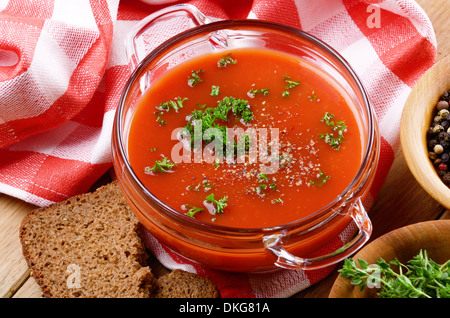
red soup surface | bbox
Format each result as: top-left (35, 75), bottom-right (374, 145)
top-left (128, 48), bottom-right (363, 229)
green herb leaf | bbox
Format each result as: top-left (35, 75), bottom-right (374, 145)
top-left (188, 69), bottom-right (204, 87)
top-left (283, 75), bottom-right (300, 89)
top-left (281, 75), bottom-right (300, 97)
top-left (338, 250), bottom-right (450, 298)
top-left (182, 96), bottom-right (254, 159)
top-left (248, 88), bottom-right (269, 98)
top-left (156, 97), bottom-right (188, 112)
top-left (308, 91), bottom-right (318, 101)
top-left (156, 116), bottom-right (167, 126)
top-left (218, 54), bottom-right (237, 68)
top-left (272, 198), bottom-right (283, 204)
top-left (210, 85), bottom-right (220, 96)
top-left (205, 193), bottom-right (228, 214)
top-left (318, 112), bottom-right (346, 150)
top-left (188, 180), bottom-right (214, 192)
top-left (183, 204), bottom-right (204, 218)
top-left (309, 170), bottom-right (331, 186)
top-left (144, 157), bottom-right (175, 174)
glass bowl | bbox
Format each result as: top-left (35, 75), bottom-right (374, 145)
top-left (112, 4), bottom-right (380, 272)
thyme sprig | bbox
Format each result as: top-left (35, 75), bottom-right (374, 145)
top-left (339, 250), bottom-right (450, 298)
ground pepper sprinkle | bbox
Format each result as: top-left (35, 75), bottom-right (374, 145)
top-left (427, 90), bottom-right (450, 185)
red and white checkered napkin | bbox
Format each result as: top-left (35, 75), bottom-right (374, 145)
top-left (0, 0), bottom-right (436, 297)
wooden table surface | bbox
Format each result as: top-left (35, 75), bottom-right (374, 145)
top-left (1, 0), bottom-right (449, 298)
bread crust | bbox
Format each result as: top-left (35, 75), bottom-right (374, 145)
top-left (19, 181), bottom-right (220, 298)
top-left (19, 181), bottom-right (156, 298)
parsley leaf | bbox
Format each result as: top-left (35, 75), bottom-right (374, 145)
top-left (318, 112), bottom-right (346, 150)
top-left (210, 85), bottom-right (220, 96)
top-left (282, 75), bottom-right (300, 97)
top-left (247, 88), bottom-right (269, 98)
top-left (183, 204), bottom-right (204, 218)
top-left (187, 69), bottom-right (204, 87)
top-left (218, 53), bottom-right (237, 68)
top-left (144, 157), bottom-right (175, 174)
top-left (156, 97), bottom-right (188, 112)
top-left (205, 193), bottom-right (228, 214)
top-left (308, 170), bottom-right (331, 186)
top-left (182, 97), bottom-right (254, 157)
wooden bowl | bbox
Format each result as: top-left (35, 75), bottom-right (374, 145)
top-left (400, 55), bottom-right (450, 208)
top-left (329, 220), bottom-right (450, 298)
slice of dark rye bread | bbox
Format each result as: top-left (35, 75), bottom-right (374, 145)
top-left (19, 181), bottom-right (220, 298)
top-left (154, 269), bottom-right (220, 298)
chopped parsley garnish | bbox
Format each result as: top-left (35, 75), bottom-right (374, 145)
top-left (187, 69), bottom-right (204, 87)
top-left (156, 116), bottom-right (167, 126)
top-left (182, 96), bottom-right (254, 155)
top-left (218, 54), bottom-right (237, 68)
top-left (309, 170), bottom-right (331, 186)
top-left (205, 193), bottom-right (228, 214)
top-left (183, 204), bottom-right (204, 218)
top-left (228, 96), bottom-right (253, 123)
top-left (154, 97), bottom-right (188, 126)
top-left (255, 184), bottom-right (267, 196)
top-left (283, 75), bottom-right (300, 89)
top-left (308, 91), bottom-right (318, 101)
top-left (188, 180), bottom-right (214, 192)
top-left (144, 157), bottom-right (175, 174)
top-left (247, 88), bottom-right (269, 98)
top-left (254, 178), bottom-right (278, 196)
top-left (272, 198), bottom-right (283, 204)
top-left (282, 75), bottom-right (300, 97)
top-left (156, 97), bottom-right (188, 112)
top-left (318, 112), bottom-right (347, 150)
top-left (210, 85), bottom-right (220, 96)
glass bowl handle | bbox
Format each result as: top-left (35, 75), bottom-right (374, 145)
top-left (265, 197), bottom-right (372, 270)
top-left (125, 3), bottom-right (212, 71)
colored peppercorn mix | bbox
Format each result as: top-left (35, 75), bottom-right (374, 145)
top-left (427, 90), bottom-right (450, 185)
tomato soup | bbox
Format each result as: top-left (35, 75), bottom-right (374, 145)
top-left (127, 48), bottom-right (363, 229)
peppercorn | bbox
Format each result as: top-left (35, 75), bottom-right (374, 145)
top-left (437, 100), bottom-right (449, 110)
top-left (432, 124), bottom-right (444, 133)
top-left (440, 139), bottom-right (450, 148)
top-left (438, 109), bottom-right (449, 119)
top-left (443, 172), bottom-right (450, 184)
top-left (428, 138), bottom-right (438, 149)
top-left (427, 90), bottom-right (450, 188)
top-left (434, 144), bottom-right (444, 154)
